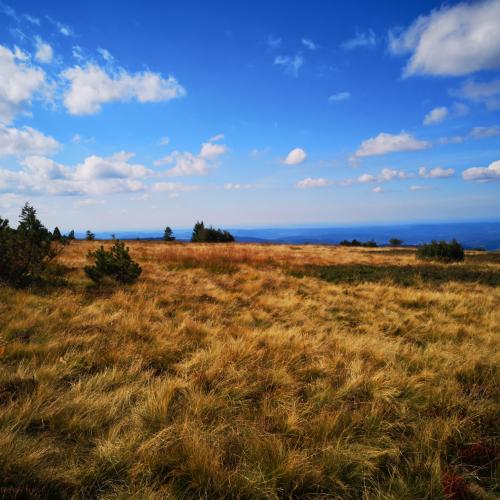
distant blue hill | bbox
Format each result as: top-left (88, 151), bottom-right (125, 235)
top-left (81, 221), bottom-right (500, 250)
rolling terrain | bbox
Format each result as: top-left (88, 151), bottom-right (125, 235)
top-left (0, 242), bottom-right (499, 498)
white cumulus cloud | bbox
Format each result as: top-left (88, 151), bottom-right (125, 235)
top-left (61, 63), bottom-right (186, 115)
top-left (0, 44), bottom-right (46, 123)
top-left (462, 159), bottom-right (500, 182)
top-left (354, 132), bottom-right (430, 157)
top-left (0, 152), bottom-right (151, 196)
top-left (423, 106), bottom-right (448, 125)
top-left (419, 166), bottom-right (455, 178)
top-left (389, 0), bottom-right (500, 76)
top-left (155, 136), bottom-right (228, 176)
top-left (0, 124), bottom-right (60, 157)
top-left (296, 177), bottom-right (330, 188)
top-left (283, 147), bottom-right (307, 165)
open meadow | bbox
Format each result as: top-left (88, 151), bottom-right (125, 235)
top-left (1, 241), bottom-right (499, 499)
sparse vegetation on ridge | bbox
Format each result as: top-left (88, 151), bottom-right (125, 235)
top-left (417, 239), bottom-right (465, 263)
top-left (191, 221), bottom-right (235, 243)
top-left (0, 241), bottom-right (498, 498)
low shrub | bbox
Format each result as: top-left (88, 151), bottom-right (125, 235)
top-left (417, 239), bottom-right (464, 263)
top-left (85, 239), bottom-right (142, 284)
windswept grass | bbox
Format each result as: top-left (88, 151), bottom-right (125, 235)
top-left (0, 242), bottom-right (498, 498)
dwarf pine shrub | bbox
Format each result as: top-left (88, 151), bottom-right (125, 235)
top-left (0, 204), bottom-right (66, 287)
top-left (85, 239), bottom-right (142, 284)
top-left (417, 239), bottom-right (464, 263)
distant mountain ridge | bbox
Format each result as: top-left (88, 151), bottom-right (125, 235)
top-left (81, 221), bottom-right (500, 250)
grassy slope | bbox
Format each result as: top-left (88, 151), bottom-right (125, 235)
top-left (0, 242), bottom-right (498, 499)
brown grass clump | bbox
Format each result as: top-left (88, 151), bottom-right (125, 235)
top-left (0, 241), bottom-right (499, 498)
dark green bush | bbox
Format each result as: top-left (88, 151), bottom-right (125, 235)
top-left (417, 239), bottom-right (464, 263)
top-left (0, 204), bottom-right (66, 287)
top-left (85, 239), bottom-right (142, 284)
top-left (191, 221), bottom-right (234, 243)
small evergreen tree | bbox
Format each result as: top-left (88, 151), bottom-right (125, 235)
top-left (191, 221), bottom-right (205, 242)
top-left (163, 226), bottom-right (175, 241)
top-left (86, 230), bottom-right (95, 241)
top-left (85, 240), bottom-right (142, 284)
top-left (0, 204), bottom-right (66, 286)
top-left (52, 227), bottom-right (62, 241)
top-left (68, 230), bottom-right (75, 240)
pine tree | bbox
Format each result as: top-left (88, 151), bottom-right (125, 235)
top-left (0, 203), bottom-right (65, 286)
top-left (52, 227), bottom-right (62, 241)
top-left (86, 230), bottom-right (95, 241)
top-left (191, 221), bottom-right (205, 242)
top-left (163, 226), bottom-right (175, 241)
top-left (68, 230), bottom-right (75, 240)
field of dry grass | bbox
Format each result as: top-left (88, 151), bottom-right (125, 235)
top-left (1, 241), bottom-right (499, 499)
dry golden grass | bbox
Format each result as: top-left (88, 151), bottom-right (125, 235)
top-left (0, 241), bottom-right (499, 499)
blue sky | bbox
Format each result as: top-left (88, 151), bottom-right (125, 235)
top-left (0, 0), bottom-right (499, 231)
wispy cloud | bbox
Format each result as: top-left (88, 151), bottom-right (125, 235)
top-left (439, 125), bottom-right (500, 144)
top-left (266, 35), bottom-right (282, 50)
top-left (451, 78), bottom-right (500, 110)
top-left (328, 91), bottom-right (350, 102)
top-left (301, 38), bottom-right (317, 50)
top-left (341, 29), bottom-right (376, 49)
top-left (274, 53), bottom-right (304, 77)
